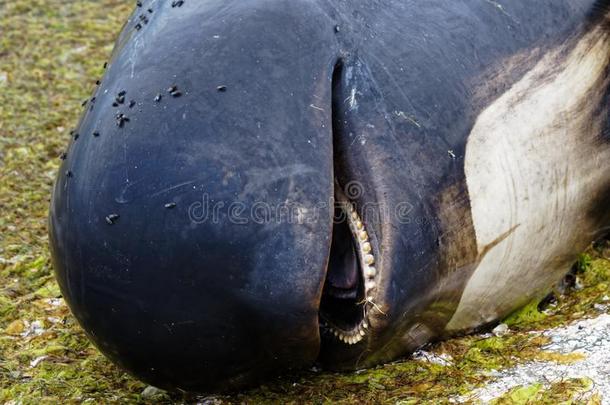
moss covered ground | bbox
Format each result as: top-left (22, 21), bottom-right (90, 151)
top-left (1, 1), bottom-right (609, 403)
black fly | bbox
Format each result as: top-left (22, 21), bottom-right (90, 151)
top-left (116, 113), bottom-right (130, 128)
top-left (105, 214), bottom-right (120, 225)
top-left (167, 85), bottom-right (182, 97)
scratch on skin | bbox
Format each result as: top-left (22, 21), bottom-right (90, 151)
top-left (478, 224), bottom-right (521, 260)
top-left (345, 87), bottom-right (360, 111)
top-left (150, 180), bottom-right (197, 197)
top-left (484, 0), bottom-right (512, 18)
top-left (163, 320), bottom-right (196, 334)
top-left (394, 111), bottom-right (421, 128)
top-left (309, 104), bottom-right (324, 111)
top-left (239, 164), bottom-right (316, 200)
top-left (129, 38), bottom-right (138, 79)
top-left (116, 178), bottom-right (147, 204)
top-left (123, 136), bottom-right (129, 187)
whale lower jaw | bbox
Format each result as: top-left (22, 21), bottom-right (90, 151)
top-left (319, 181), bottom-right (379, 345)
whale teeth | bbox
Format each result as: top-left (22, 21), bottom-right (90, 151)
top-left (328, 323), bottom-right (368, 345)
top-left (331, 184), bottom-right (381, 346)
top-left (341, 334), bottom-right (363, 345)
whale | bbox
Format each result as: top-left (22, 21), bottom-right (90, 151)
top-left (49, 0), bottom-right (610, 392)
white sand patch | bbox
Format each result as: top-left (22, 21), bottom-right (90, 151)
top-left (457, 314), bottom-right (610, 403)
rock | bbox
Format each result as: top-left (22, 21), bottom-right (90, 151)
top-left (197, 396), bottom-right (223, 405)
top-left (493, 323), bottom-right (510, 337)
top-left (141, 386), bottom-right (165, 399)
top-left (21, 320), bottom-right (45, 337)
top-left (30, 356), bottom-right (49, 368)
top-left (574, 277), bottom-right (584, 291)
top-left (412, 350), bottom-right (454, 366)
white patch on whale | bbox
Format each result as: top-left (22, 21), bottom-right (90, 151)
top-left (447, 26), bottom-right (610, 331)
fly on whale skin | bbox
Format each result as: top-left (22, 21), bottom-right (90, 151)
top-left (49, 0), bottom-right (610, 392)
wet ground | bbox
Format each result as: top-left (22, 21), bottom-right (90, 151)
top-left (459, 313), bottom-right (610, 403)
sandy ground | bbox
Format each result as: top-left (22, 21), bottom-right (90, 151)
top-left (458, 312), bottom-right (610, 403)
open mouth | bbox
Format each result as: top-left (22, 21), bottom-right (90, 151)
top-left (319, 182), bottom-right (378, 345)
top-left (318, 59), bottom-right (380, 345)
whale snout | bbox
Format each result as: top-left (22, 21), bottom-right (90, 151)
top-left (48, 0), bottom-right (352, 391)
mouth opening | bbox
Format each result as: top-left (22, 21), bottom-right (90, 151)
top-left (319, 185), bottom-right (377, 345)
top-left (319, 59), bottom-right (378, 345)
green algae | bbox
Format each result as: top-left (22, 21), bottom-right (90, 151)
top-left (1, 0), bottom-right (610, 403)
top-left (503, 296), bottom-right (548, 328)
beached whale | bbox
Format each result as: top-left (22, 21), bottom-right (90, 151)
top-left (49, 0), bottom-right (610, 392)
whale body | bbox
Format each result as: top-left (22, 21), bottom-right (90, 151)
top-left (49, 0), bottom-right (610, 392)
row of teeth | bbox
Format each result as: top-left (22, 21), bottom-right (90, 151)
top-left (342, 200), bottom-right (377, 299)
top-left (326, 188), bottom-right (378, 345)
top-left (329, 320), bottom-right (369, 345)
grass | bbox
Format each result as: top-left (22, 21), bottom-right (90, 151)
top-left (490, 378), bottom-right (600, 405)
top-left (1, 1), bottom-right (609, 403)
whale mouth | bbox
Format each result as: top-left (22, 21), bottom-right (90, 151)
top-left (319, 183), bottom-right (378, 345)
